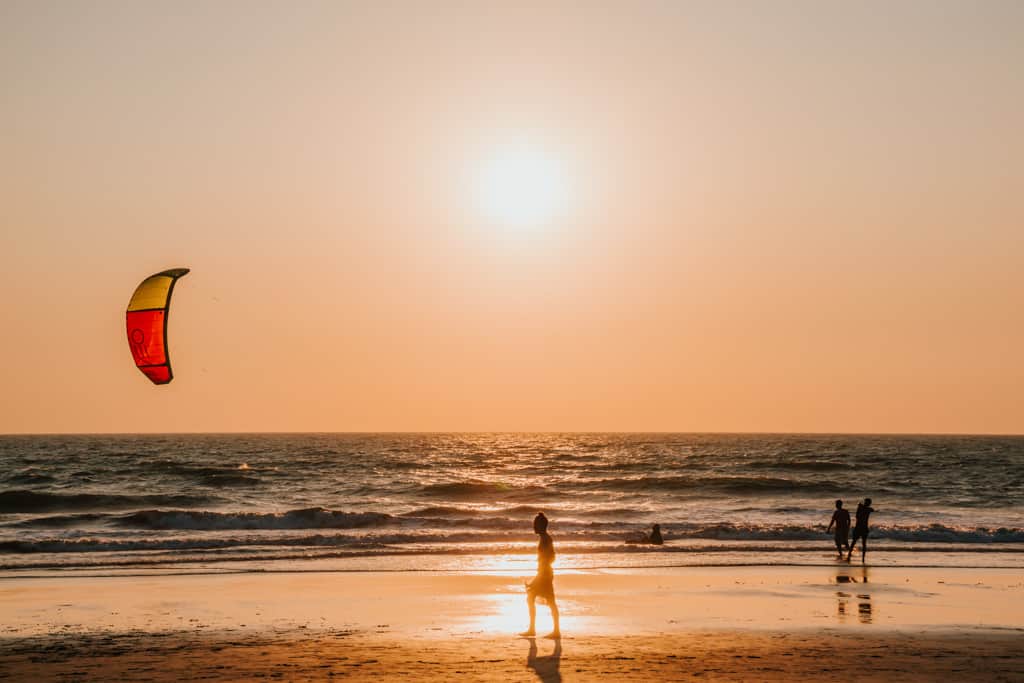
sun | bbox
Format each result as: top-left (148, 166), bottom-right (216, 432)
top-left (472, 143), bottom-right (570, 229)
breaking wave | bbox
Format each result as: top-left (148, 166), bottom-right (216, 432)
top-left (115, 508), bottom-right (393, 531)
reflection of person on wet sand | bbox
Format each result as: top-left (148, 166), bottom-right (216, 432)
top-left (835, 566), bottom-right (872, 624)
top-left (826, 499), bottom-right (851, 557)
top-left (526, 637), bottom-right (562, 683)
top-left (520, 512), bottom-right (560, 639)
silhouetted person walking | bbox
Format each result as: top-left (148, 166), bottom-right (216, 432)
top-left (520, 512), bottom-right (560, 639)
top-left (847, 498), bottom-right (875, 562)
top-left (827, 500), bottom-right (851, 557)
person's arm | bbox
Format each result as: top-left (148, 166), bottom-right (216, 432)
top-left (827, 512), bottom-right (836, 532)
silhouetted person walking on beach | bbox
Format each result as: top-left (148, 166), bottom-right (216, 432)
top-left (847, 498), bottom-right (875, 562)
top-left (827, 500), bottom-right (851, 557)
top-left (520, 512), bottom-right (560, 639)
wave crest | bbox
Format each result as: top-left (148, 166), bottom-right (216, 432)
top-left (0, 489), bottom-right (219, 513)
top-left (115, 508), bottom-right (393, 531)
top-left (418, 481), bottom-right (550, 500)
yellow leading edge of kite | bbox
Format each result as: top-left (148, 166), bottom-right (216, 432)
top-left (127, 276), bottom-right (175, 312)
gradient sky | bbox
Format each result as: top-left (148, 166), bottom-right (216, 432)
top-left (2, 1), bottom-right (1022, 434)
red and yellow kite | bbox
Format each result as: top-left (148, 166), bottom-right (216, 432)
top-left (125, 268), bottom-right (189, 385)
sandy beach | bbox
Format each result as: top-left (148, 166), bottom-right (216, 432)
top-left (2, 565), bottom-right (1021, 681)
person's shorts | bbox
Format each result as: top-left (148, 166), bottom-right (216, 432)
top-left (851, 527), bottom-right (869, 543)
top-left (527, 572), bottom-right (555, 603)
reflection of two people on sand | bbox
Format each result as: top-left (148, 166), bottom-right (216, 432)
top-left (835, 566), bottom-right (872, 624)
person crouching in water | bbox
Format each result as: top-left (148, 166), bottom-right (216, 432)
top-left (520, 512), bottom-right (560, 639)
top-left (826, 499), bottom-right (851, 558)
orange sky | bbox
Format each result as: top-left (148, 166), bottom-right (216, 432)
top-left (2, 2), bottom-right (1022, 434)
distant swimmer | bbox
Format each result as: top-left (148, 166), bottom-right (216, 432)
top-left (626, 524), bottom-right (664, 545)
top-left (520, 512), bottom-right (560, 639)
top-left (826, 499), bottom-right (851, 557)
top-left (847, 498), bottom-right (875, 562)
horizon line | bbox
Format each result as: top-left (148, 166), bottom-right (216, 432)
top-left (2, 430), bottom-right (1022, 438)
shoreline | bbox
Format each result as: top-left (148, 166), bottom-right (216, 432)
top-left (4, 544), bottom-right (1024, 577)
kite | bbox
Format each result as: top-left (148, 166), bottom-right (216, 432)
top-left (125, 268), bottom-right (190, 385)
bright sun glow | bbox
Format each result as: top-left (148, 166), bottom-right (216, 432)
top-left (473, 144), bottom-right (570, 228)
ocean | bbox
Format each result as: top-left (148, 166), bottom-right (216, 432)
top-left (1, 433), bottom-right (1022, 574)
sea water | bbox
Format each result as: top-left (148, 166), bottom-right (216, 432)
top-left (1, 433), bottom-right (1021, 573)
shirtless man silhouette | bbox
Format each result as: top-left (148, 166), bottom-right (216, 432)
top-left (827, 499), bottom-right (851, 557)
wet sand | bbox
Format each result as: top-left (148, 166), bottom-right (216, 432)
top-left (1, 566), bottom-right (1022, 680)
top-left (3, 627), bottom-right (1023, 681)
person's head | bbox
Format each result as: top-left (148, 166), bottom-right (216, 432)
top-left (865, 498), bottom-right (872, 506)
top-left (835, 499), bottom-right (843, 509)
top-left (653, 524), bottom-right (661, 532)
top-left (533, 512), bottom-right (549, 534)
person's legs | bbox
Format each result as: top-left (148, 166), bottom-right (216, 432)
top-left (849, 529), bottom-right (867, 561)
top-left (520, 594), bottom-right (537, 636)
top-left (546, 599), bottom-right (560, 638)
